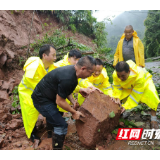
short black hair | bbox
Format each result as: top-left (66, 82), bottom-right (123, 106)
top-left (125, 25), bottom-right (133, 30)
top-left (68, 49), bottom-right (82, 59)
top-left (95, 58), bottom-right (103, 66)
top-left (115, 61), bottom-right (130, 73)
top-left (76, 56), bottom-right (96, 70)
top-left (39, 44), bottom-right (56, 59)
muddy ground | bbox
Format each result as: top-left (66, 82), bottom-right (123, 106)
top-left (0, 61), bottom-right (160, 150)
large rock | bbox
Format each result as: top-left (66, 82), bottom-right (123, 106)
top-left (76, 90), bottom-right (121, 148)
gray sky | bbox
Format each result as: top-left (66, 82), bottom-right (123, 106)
top-left (92, 10), bottom-right (129, 22)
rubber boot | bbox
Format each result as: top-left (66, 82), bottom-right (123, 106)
top-left (52, 132), bottom-right (65, 150)
top-left (30, 126), bottom-right (40, 143)
top-left (46, 121), bottom-right (53, 138)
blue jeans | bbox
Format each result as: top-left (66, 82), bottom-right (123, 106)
top-left (33, 102), bottom-right (68, 135)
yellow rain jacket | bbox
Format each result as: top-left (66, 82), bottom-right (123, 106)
top-left (113, 31), bottom-right (145, 67)
top-left (18, 57), bottom-right (57, 139)
top-left (78, 68), bottom-right (113, 105)
top-left (112, 60), bottom-right (160, 111)
top-left (54, 53), bottom-right (70, 67)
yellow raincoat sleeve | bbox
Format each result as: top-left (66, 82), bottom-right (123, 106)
top-left (73, 78), bottom-right (93, 93)
top-left (138, 39), bottom-right (145, 67)
top-left (78, 78), bottom-right (93, 88)
top-left (101, 78), bottom-right (113, 97)
top-left (122, 74), bottom-right (145, 110)
top-left (24, 72), bottom-right (40, 90)
top-left (112, 71), bottom-right (123, 99)
top-left (113, 42), bottom-right (120, 67)
top-left (100, 68), bottom-right (113, 96)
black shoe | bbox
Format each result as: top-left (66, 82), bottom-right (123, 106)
top-left (46, 121), bottom-right (53, 138)
top-left (52, 132), bottom-right (65, 150)
top-left (48, 131), bottom-right (52, 138)
top-left (30, 133), bottom-right (40, 143)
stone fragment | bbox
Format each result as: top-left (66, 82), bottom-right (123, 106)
top-left (33, 139), bottom-right (40, 149)
top-left (0, 90), bottom-right (9, 101)
top-left (6, 119), bottom-right (23, 130)
top-left (12, 128), bottom-right (26, 138)
top-left (76, 90), bottom-right (121, 148)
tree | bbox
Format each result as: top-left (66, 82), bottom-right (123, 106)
top-left (143, 10), bottom-right (160, 58)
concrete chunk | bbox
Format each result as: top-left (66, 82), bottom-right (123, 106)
top-left (76, 90), bottom-right (121, 148)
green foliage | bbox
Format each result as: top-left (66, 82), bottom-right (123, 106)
top-left (37, 10), bottom-right (111, 60)
top-left (109, 111), bottom-right (115, 118)
top-left (147, 69), bottom-right (153, 74)
top-left (11, 86), bottom-right (20, 114)
top-left (19, 57), bottom-right (25, 66)
top-left (30, 29), bottom-right (93, 56)
top-left (131, 104), bottom-right (151, 112)
top-left (10, 10), bottom-right (14, 14)
top-left (155, 83), bottom-right (160, 95)
top-left (119, 118), bottom-right (138, 128)
top-left (112, 128), bottom-right (118, 134)
top-left (44, 23), bottom-right (49, 27)
top-left (98, 129), bottom-right (100, 132)
top-left (104, 65), bottom-right (114, 83)
top-left (69, 24), bottom-right (76, 33)
top-left (64, 145), bottom-right (71, 150)
top-left (144, 10), bottom-right (160, 58)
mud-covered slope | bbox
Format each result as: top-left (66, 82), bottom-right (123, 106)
top-left (0, 10), bottom-right (96, 80)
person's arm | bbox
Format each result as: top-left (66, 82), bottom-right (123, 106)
top-left (138, 39), bottom-right (145, 67)
top-left (56, 94), bottom-right (84, 120)
top-left (112, 71), bottom-right (123, 99)
top-left (122, 74), bottom-right (145, 110)
top-left (113, 42), bottom-right (120, 67)
top-left (101, 74), bottom-right (113, 97)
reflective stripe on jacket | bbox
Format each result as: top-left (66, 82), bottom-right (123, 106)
top-left (112, 60), bottom-right (159, 111)
top-left (113, 31), bottom-right (145, 67)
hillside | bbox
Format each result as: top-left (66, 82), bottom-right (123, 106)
top-left (105, 10), bottom-right (148, 54)
top-left (0, 10), bottom-right (96, 81)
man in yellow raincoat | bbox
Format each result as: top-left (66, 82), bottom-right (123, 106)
top-left (113, 25), bottom-right (145, 67)
top-left (18, 44), bottom-right (57, 142)
top-left (112, 60), bottom-right (160, 129)
top-left (55, 49), bottom-right (82, 67)
top-left (78, 58), bottom-right (113, 106)
top-left (54, 49), bottom-right (82, 113)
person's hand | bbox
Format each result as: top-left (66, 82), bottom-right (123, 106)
top-left (72, 111), bottom-right (85, 120)
top-left (88, 86), bottom-right (103, 93)
top-left (73, 101), bottom-right (80, 111)
top-left (79, 88), bottom-right (91, 98)
top-left (120, 106), bottom-right (125, 114)
top-left (111, 97), bottom-right (121, 105)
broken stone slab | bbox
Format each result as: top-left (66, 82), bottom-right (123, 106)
top-left (76, 90), bottom-right (121, 148)
top-left (6, 119), bottom-right (23, 130)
